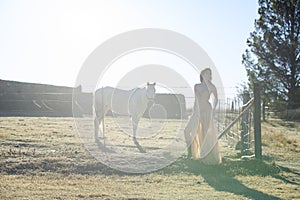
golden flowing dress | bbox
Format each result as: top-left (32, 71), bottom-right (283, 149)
top-left (185, 83), bottom-right (221, 165)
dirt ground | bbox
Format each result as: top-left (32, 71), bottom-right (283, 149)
top-left (0, 117), bottom-right (299, 199)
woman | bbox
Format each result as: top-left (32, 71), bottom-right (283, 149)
top-left (184, 68), bottom-right (221, 165)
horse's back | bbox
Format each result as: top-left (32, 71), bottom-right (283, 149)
top-left (94, 87), bottom-right (136, 115)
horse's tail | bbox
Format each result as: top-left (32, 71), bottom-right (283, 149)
top-left (93, 88), bottom-right (103, 119)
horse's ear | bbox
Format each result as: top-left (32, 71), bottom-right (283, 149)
top-left (153, 82), bottom-right (156, 86)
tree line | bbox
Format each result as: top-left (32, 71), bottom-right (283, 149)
top-left (242, 0), bottom-right (299, 117)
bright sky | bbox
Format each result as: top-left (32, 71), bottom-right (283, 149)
top-left (0, 0), bottom-right (258, 98)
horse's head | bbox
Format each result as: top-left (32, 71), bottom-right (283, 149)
top-left (146, 82), bottom-right (156, 101)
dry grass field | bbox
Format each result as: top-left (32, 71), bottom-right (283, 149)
top-left (0, 117), bottom-right (299, 199)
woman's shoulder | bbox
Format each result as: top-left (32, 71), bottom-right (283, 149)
top-left (194, 83), bottom-right (201, 87)
top-left (194, 82), bottom-right (216, 92)
top-left (194, 83), bottom-right (202, 90)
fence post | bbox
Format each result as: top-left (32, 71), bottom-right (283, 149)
top-left (254, 83), bottom-right (262, 159)
top-left (241, 90), bottom-right (250, 154)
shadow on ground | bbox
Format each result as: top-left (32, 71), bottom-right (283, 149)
top-left (1, 150), bottom-right (299, 200)
top-left (162, 157), bottom-right (300, 200)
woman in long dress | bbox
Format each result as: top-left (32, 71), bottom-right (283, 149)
top-left (184, 68), bottom-right (221, 165)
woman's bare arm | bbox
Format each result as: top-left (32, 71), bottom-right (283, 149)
top-left (211, 84), bottom-right (218, 111)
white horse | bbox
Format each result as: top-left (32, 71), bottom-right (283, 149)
top-left (94, 82), bottom-right (156, 152)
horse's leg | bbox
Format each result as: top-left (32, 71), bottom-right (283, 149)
top-left (132, 115), bottom-right (138, 139)
top-left (94, 106), bottom-right (106, 141)
top-left (94, 114), bottom-right (100, 142)
top-left (131, 115), bottom-right (146, 153)
top-left (131, 114), bottom-right (139, 145)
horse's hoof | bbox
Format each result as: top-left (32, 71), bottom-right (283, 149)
top-left (133, 138), bottom-right (146, 153)
top-left (137, 147), bottom-right (146, 153)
